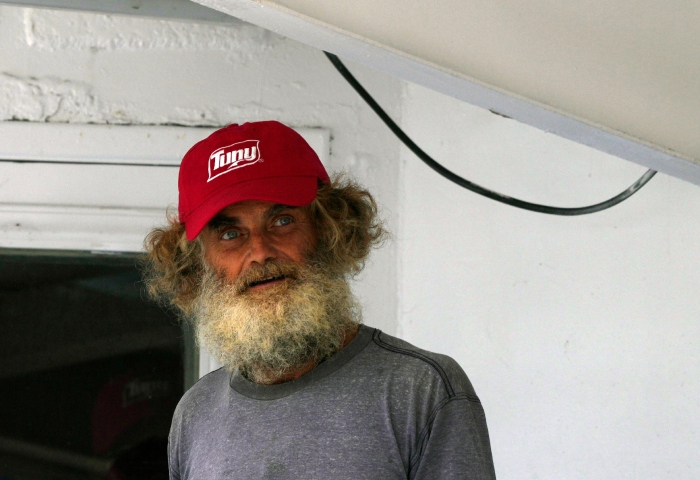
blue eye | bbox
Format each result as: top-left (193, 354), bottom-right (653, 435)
top-left (221, 230), bottom-right (239, 240)
top-left (275, 217), bottom-right (292, 227)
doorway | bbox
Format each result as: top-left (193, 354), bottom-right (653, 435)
top-left (0, 249), bottom-right (192, 480)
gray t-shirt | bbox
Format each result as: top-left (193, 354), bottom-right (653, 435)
top-left (169, 325), bottom-right (496, 479)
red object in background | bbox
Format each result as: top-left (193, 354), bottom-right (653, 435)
top-left (91, 373), bottom-right (168, 454)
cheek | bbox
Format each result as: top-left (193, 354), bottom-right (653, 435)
top-left (203, 245), bottom-right (223, 273)
top-left (297, 225), bottom-right (319, 259)
top-left (277, 233), bottom-right (316, 264)
top-left (203, 248), bottom-right (216, 269)
top-left (203, 245), bottom-right (243, 281)
top-left (208, 260), bottom-right (243, 285)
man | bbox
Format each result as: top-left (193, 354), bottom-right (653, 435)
top-left (144, 120), bottom-right (496, 479)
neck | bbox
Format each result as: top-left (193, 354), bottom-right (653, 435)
top-left (263, 324), bottom-right (360, 385)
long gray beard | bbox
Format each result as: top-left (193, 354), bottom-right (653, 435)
top-left (192, 260), bottom-right (361, 384)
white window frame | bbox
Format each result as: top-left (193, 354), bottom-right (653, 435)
top-left (0, 122), bottom-right (329, 252)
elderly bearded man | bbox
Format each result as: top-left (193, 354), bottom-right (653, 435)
top-left (144, 121), bottom-right (496, 480)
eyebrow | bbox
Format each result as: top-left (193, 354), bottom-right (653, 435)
top-left (207, 215), bottom-right (239, 231)
top-left (267, 204), bottom-right (297, 218)
top-left (207, 204), bottom-right (297, 231)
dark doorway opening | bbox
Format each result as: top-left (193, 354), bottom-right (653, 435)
top-left (0, 250), bottom-right (191, 480)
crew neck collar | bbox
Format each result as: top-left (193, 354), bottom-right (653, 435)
top-left (229, 324), bottom-right (375, 400)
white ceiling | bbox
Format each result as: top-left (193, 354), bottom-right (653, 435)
top-left (3, 0), bottom-right (699, 185)
top-left (190, 0), bottom-right (700, 185)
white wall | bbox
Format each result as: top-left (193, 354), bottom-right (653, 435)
top-left (0, 5), bottom-right (402, 334)
top-left (398, 82), bottom-right (700, 479)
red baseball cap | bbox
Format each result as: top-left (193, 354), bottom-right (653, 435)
top-left (178, 121), bottom-right (330, 240)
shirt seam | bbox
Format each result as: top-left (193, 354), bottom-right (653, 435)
top-left (407, 394), bottom-right (480, 473)
top-left (372, 330), bottom-right (456, 398)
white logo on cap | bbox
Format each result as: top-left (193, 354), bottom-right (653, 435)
top-left (207, 139), bottom-right (262, 182)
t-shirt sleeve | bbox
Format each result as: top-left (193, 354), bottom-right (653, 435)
top-left (410, 395), bottom-right (497, 480)
top-left (168, 409), bottom-right (182, 480)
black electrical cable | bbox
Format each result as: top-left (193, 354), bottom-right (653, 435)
top-left (324, 51), bottom-right (657, 216)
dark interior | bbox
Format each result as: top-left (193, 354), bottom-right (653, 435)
top-left (0, 250), bottom-right (188, 480)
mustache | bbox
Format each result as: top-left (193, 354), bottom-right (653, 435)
top-left (225, 260), bottom-right (304, 294)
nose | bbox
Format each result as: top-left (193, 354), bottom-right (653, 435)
top-left (246, 230), bottom-right (277, 266)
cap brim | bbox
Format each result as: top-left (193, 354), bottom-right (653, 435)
top-left (183, 175), bottom-right (319, 240)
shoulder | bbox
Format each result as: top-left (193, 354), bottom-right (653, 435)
top-left (365, 328), bottom-right (479, 401)
top-left (168, 367), bottom-right (231, 475)
top-left (171, 367), bottom-right (230, 429)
